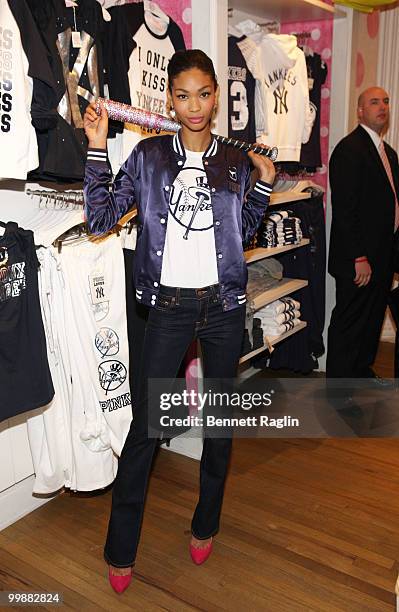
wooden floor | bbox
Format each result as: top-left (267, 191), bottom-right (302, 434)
top-left (0, 344), bottom-right (398, 611)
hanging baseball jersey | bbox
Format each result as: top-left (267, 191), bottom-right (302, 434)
top-left (19, 0), bottom-right (105, 181)
top-left (106, 1), bottom-right (185, 167)
top-left (228, 34), bottom-right (256, 144)
top-left (0, 222), bottom-right (54, 422)
top-left (238, 33), bottom-right (314, 162)
top-left (300, 52), bottom-right (328, 171)
top-left (0, 0), bottom-right (39, 179)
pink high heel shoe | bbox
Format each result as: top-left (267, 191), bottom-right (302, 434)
top-left (108, 566), bottom-right (133, 594)
top-left (189, 537), bottom-right (213, 565)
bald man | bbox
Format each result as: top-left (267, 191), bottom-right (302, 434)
top-left (327, 87), bottom-right (399, 384)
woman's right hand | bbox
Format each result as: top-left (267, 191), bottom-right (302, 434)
top-left (84, 101), bottom-right (108, 149)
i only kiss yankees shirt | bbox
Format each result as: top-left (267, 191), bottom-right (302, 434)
top-left (160, 149), bottom-right (219, 288)
top-left (106, 1), bottom-right (185, 168)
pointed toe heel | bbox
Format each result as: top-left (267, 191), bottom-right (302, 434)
top-left (189, 538), bottom-right (213, 565)
top-left (108, 567), bottom-right (133, 594)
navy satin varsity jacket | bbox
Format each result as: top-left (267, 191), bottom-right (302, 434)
top-left (84, 131), bottom-right (272, 311)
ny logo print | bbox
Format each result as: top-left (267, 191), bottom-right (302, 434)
top-left (273, 86), bottom-right (288, 114)
top-left (56, 29), bottom-right (100, 128)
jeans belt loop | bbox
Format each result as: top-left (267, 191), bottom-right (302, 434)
top-left (212, 283), bottom-right (218, 303)
top-left (176, 287), bottom-right (180, 305)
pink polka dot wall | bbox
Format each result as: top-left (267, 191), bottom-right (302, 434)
top-left (155, 0), bottom-right (192, 47)
top-left (126, 0), bottom-right (192, 46)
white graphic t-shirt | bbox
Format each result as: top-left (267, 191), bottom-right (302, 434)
top-left (160, 150), bottom-right (219, 288)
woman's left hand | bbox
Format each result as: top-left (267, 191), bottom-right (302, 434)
top-left (247, 144), bottom-right (276, 185)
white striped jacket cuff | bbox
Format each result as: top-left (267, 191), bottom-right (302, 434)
top-left (253, 180), bottom-right (273, 198)
top-left (87, 148), bottom-right (108, 164)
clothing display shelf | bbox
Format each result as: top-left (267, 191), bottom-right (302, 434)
top-left (248, 277), bottom-right (308, 311)
top-left (241, 184), bottom-right (311, 365)
top-left (244, 238), bottom-right (310, 263)
top-left (226, 0), bottom-right (333, 368)
top-left (239, 321), bottom-right (307, 363)
top-left (239, 278), bottom-right (308, 365)
top-left (269, 192), bottom-right (311, 207)
top-left (229, 0), bottom-right (345, 22)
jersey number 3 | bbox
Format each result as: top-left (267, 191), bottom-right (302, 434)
top-left (230, 81), bottom-right (249, 132)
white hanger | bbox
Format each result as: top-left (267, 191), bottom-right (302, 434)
top-left (144, 0), bottom-right (169, 35)
top-left (235, 19), bottom-right (261, 36)
top-left (228, 24), bottom-right (244, 38)
top-left (144, 1), bottom-right (169, 24)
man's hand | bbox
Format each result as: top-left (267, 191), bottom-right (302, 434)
top-left (354, 258), bottom-right (372, 286)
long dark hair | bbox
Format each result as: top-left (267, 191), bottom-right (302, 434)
top-left (167, 49), bottom-right (218, 92)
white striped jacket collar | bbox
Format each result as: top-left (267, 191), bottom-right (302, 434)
top-left (172, 130), bottom-right (218, 158)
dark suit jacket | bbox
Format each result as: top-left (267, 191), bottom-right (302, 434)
top-left (328, 124), bottom-right (399, 279)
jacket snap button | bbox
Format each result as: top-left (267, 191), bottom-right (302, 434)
top-left (153, 281), bottom-right (159, 287)
top-left (156, 250), bottom-right (162, 256)
top-left (160, 218), bottom-right (166, 224)
top-left (165, 185), bottom-right (170, 191)
top-left (218, 253), bottom-right (223, 259)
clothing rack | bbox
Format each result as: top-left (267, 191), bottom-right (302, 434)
top-left (50, 206), bottom-right (138, 252)
top-left (26, 189), bottom-right (84, 210)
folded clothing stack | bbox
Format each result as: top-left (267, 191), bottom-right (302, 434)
top-left (257, 297), bottom-right (302, 337)
top-left (240, 297), bottom-right (302, 356)
top-left (257, 211), bottom-right (302, 248)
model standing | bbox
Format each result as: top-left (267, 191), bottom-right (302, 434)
top-left (84, 49), bottom-right (275, 593)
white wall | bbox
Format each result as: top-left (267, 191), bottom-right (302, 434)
top-left (320, 7), bottom-right (353, 371)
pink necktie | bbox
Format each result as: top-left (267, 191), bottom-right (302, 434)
top-left (378, 141), bottom-right (399, 232)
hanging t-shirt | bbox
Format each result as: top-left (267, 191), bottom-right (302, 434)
top-left (0, 222), bottom-right (54, 422)
top-left (0, 0), bottom-right (39, 179)
top-left (228, 34), bottom-right (256, 144)
top-left (300, 52), bottom-right (328, 171)
top-left (160, 149), bottom-right (219, 288)
top-left (239, 33), bottom-right (314, 162)
top-left (106, 1), bottom-right (186, 167)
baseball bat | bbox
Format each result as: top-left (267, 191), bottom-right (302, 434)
top-left (94, 98), bottom-right (278, 161)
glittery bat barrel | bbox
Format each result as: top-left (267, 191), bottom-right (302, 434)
top-left (95, 98), bottom-right (278, 161)
top-left (95, 98), bottom-right (180, 133)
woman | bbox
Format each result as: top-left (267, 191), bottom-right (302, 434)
top-left (83, 49), bottom-right (275, 593)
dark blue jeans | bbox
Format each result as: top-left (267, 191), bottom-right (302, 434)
top-left (104, 283), bottom-right (246, 567)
